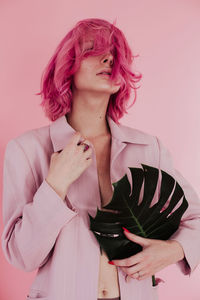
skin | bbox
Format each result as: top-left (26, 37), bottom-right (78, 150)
top-left (46, 39), bottom-right (185, 282)
top-left (110, 230), bottom-right (185, 282)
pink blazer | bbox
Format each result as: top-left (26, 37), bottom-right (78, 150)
top-left (1, 115), bottom-right (200, 300)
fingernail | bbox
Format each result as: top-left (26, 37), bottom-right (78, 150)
top-left (84, 144), bottom-right (89, 151)
top-left (108, 261), bottom-right (115, 265)
top-left (122, 227), bottom-right (130, 233)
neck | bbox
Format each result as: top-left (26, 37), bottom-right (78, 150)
top-left (66, 89), bottom-right (111, 139)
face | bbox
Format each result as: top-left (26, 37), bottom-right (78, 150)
top-left (72, 40), bottom-right (121, 95)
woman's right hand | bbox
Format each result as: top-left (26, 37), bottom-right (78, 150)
top-left (46, 131), bottom-right (93, 200)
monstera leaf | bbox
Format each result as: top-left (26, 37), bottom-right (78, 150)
top-left (88, 164), bottom-right (188, 285)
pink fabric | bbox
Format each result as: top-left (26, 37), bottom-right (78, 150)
top-left (1, 115), bottom-right (200, 300)
top-left (97, 297), bottom-right (120, 300)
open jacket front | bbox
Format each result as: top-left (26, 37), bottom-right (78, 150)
top-left (2, 115), bottom-right (200, 300)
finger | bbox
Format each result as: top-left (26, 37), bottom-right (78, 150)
top-left (81, 138), bottom-right (91, 145)
top-left (134, 269), bottom-right (147, 280)
top-left (83, 145), bottom-right (92, 152)
top-left (78, 142), bottom-right (87, 151)
top-left (121, 261), bottom-right (146, 276)
top-left (122, 229), bottom-right (150, 247)
top-left (110, 251), bottom-right (143, 267)
top-left (80, 139), bottom-right (92, 149)
top-left (124, 268), bottom-right (147, 281)
top-left (137, 271), bottom-right (149, 281)
top-left (83, 148), bottom-right (93, 159)
top-left (125, 274), bottom-right (132, 283)
top-left (85, 156), bottom-right (92, 163)
top-left (78, 143), bottom-right (91, 153)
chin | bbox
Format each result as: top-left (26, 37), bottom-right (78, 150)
top-left (99, 88), bottom-right (119, 95)
top-left (96, 84), bottom-right (120, 94)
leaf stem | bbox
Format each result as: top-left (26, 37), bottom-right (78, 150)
top-left (152, 275), bottom-right (156, 286)
top-left (123, 195), bottom-right (146, 237)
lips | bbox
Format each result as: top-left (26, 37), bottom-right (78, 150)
top-left (97, 69), bottom-right (112, 75)
top-left (98, 73), bottom-right (110, 76)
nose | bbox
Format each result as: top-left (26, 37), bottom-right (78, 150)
top-left (101, 52), bottom-right (114, 67)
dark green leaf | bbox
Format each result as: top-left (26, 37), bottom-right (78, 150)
top-left (88, 164), bottom-right (188, 261)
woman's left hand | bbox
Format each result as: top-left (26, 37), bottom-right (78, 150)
top-left (109, 229), bottom-right (185, 281)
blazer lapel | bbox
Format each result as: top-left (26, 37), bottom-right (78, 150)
top-left (49, 114), bottom-right (151, 153)
top-left (49, 114), bottom-right (151, 214)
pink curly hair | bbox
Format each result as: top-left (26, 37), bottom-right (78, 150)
top-left (36, 18), bottom-right (142, 124)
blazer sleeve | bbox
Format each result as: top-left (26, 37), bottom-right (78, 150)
top-left (1, 139), bottom-right (78, 272)
top-left (156, 136), bottom-right (200, 276)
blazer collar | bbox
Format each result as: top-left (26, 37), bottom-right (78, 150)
top-left (50, 114), bottom-right (150, 152)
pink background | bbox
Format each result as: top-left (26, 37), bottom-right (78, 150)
top-left (0, 0), bottom-right (200, 299)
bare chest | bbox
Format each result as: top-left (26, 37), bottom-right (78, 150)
top-left (92, 138), bottom-right (120, 298)
top-left (95, 143), bottom-right (113, 209)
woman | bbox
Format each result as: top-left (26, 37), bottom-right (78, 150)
top-left (1, 18), bottom-right (200, 300)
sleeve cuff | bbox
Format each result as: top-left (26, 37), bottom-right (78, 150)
top-left (169, 222), bottom-right (200, 275)
top-left (33, 179), bottom-right (78, 229)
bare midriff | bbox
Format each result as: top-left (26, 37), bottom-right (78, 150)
top-left (89, 134), bottom-right (121, 299)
